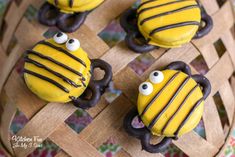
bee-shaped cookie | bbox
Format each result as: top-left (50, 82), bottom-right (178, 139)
top-left (38, 0), bottom-right (104, 33)
top-left (120, 0), bottom-right (213, 53)
top-left (24, 32), bottom-right (112, 109)
top-left (123, 61), bottom-right (211, 153)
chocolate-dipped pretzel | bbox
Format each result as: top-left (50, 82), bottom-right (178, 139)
top-left (38, 0), bottom-right (104, 33)
top-left (23, 32), bottom-right (112, 110)
top-left (120, 0), bottom-right (213, 53)
top-left (123, 61), bottom-right (211, 153)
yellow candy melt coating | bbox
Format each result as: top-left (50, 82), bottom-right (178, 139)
top-left (24, 39), bottom-right (91, 103)
top-left (137, 70), bottom-right (204, 137)
top-left (47, 0), bottom-right (104, 13)
top-left (138, 0), bottom-right (201, 48)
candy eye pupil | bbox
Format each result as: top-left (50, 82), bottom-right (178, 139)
top-left (69, 39), bottom-right (74, 44)
top-left (139, 82), bottom-right (153, 96)
top-left (149, 71), bottom-right (164, 84)
top-left (142, 84), bottom-right (148, 89)
top-left (154, 72), bottom-right (159, 76)
top-left (66, 38), bottom-right (80, 51)
top-left (57, 32), bottom-right (63, 37)
top-left (54, 32), bottom-right (68, 44)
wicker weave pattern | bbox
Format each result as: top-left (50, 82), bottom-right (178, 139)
top-left (0, 0), bottom-right (235, 157)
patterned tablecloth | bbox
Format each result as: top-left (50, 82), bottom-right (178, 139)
top-left (0, 0), bottom-right (235, 157)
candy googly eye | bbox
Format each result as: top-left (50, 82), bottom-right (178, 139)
top-left (53, 32), bottom-right (68, 44)
top-left (139, 82), bottom-right (153, 96)
top-left (66, 38), bottom-right (80, 51)
top-left (149, 71), bottom-right (164, 84)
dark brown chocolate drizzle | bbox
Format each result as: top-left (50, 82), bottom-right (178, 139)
top-left (26, 50), bottom-right (85, 80)
top-left (174, 97), bottom-right (204, 136)
top-left (161, 84), bottom-right (199, 134)
top-left (148, 76), bottom-right (191, 130)
top-left (54, 0), bottom-right (59, 6)
top-left (140, 71), bottom-right (180, 117)
top-left (140, 5), bottom-right (199, 25)
top-left (69, 0), bottom-right (74, 8)
top-left (38, 41), bottom-right (87, 68)
top-left (137, 0), bottom-right (185, 15)
top-left (24, 69), bottom-right (69, 93)
top-left (138, 1), bottom-right (200, 36)
top-left (138, 0), bottom-right (159, 9)
top-left (149, 21), bottom-right (200, 36)
top-left (80, 78), bottom-right (87, 87)
top-left (24, 56), bottom-right (80, 88)
top-left (72, 59), bottom-right (113, 109)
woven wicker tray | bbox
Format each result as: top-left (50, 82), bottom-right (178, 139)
top-left (0, 0), bottom-right (235, 157)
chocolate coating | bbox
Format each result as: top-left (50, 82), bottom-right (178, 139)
top-left (124, 107), bottom-right (173, 153)
top-left (125, 32), bottom-right (157, 53)
top-left (120, 8), bottom-right (139, 33)
top-left (141, 133), bottom-right (172, 153)
top-left (120, 8), bottom-right (157, 53)
top-left (194, 9), bottom-right (213, 39)
top-left (123, 108), bottom-right (149, 138)
top-left (72, 59), bottom-right (113, 109)
top-left (38, 2), bottom-right (61, 26)
top-left (38, 2), bottom-right (89, 33)
top-left (57, 12), bottom-right (89, 33)
top-left (165, 61), bottom-right (192, 75)
top-left (192, 74), bottom-right (211, 99)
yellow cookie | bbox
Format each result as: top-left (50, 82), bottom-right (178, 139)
top-left (123, 62), bottom-right (211, 153)
top-left (24, 32), bottom-right (91, 103)
top-left (137, 0), bottom-right (201, 48)
top-left (120, 0), bottom-right (213, 53)
top-left (47, 0), bottom-right (104, 13)
top-left (137, 69), bottom-right (204, 137)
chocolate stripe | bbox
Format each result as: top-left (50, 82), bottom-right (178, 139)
top-left (80, 78), bottom-right (87, 87)
top-left (138, 0), bottom-right (159, 9)
top-left (25, 56), bottom-right (80, 88)
top-left (150, 21), bottom-right (200, 36)
top-left (161, 84), bottom-right (199, 134)
top-left (140, 5), bottom-right (199, 25)
top-left (27, 50), bottom-right (85, 79)
top-left (24, 69), bottom-right (69, 93)
top-left (38, 41), bottom-right (87, 68)
top-left (140, 71), bottom-right (180, 117)
top-left (148, 76), bottom-right (190, 129)
top-left (174, 97), bottom-right (204, 136)
top-left (69, 0), bottom-right (73, 8)
top-left (138, 0), bottom-right (184, 15)
top-left (54, 0), bottom-right (59, 5)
